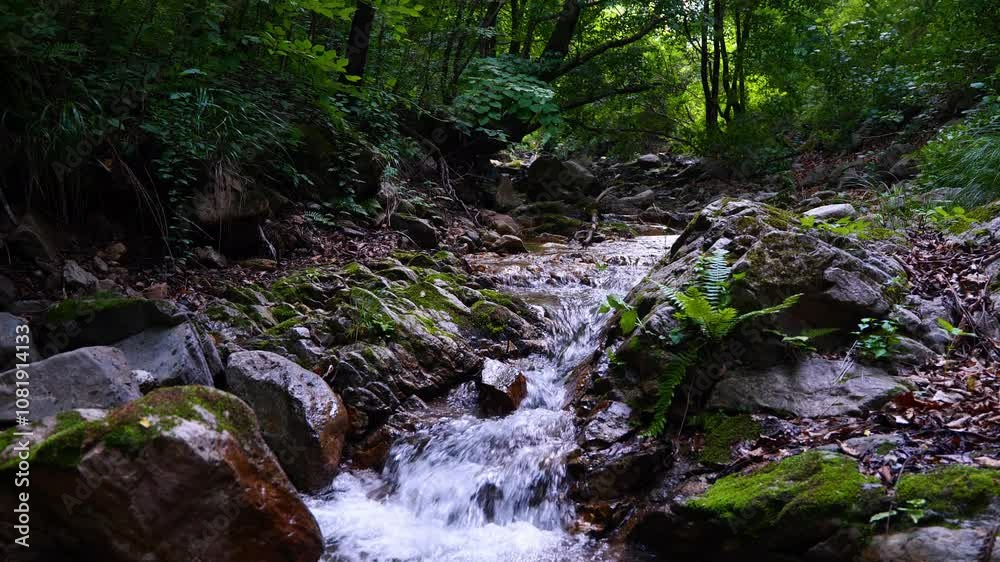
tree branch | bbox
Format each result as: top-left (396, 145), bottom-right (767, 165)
top-left (541, 15), bottom-right (666, 80)
top-left (559, 82), bottom-right (662, 110)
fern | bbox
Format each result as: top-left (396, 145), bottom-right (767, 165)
top-left (642, 251), bottom-right (802, 437)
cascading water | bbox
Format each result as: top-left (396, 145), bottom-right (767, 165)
top-left (307, 235), bottom-right (675, 562)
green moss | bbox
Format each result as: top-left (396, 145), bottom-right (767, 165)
top-left (896, 466), bottom-right (1000, 517)
top-left (271, 304), bottom-right (299, 323)
top-left (875, 442), bottom-right (897, 455)
top-left (270, 267), bottom-right (328, 303)
top-left (471, 300), bottom-right (512, 337)
top-left (0, 427), bottom-right (14, 453)
top-left (424, 271), bottom-right (468, 287)
top-left (699, 413), bottom-right (761, 465)
top-left (688, 451), bottom-right (878, 533)
top-left (390, 251), bottom-right (438, 269)
top-left (602, 221), bottom-right (637, 237)
top-left (265, 316), bottom-right (304, 336)
top-left (529, 214), bottom-right (584, 236)
top-left (224, 284), bottom-right (268, 306)
top-left (479, 289), bottom-right (516, 309)
top-left (47, 293), bottom-right (144, 323)
top-left (398, 282), bottom-right (463, 314)
top-left (2, 387), bottom-right (261, 472)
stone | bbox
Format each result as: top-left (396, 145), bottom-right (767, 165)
top-left (482, 211), bottom-right (521, 236)
top-left (477, 359), bottom-right (528, 415)
top-left (43, 296), bottom-right (187, 353)
top-left (193, 183), bottom-right (271, 226)
top-left (239, 258), bottom-right (277, 271)
top-left (708, 356), bottom-right (904, 417)
top-left (92, 255), bottom-right (109, 274)
top-left (804, 203), bottom-right (857, 220)
top-left (0, 273), bottom-right (16, 309)
top-left (193, 245), bottom-right (228, 268)
top-left (569, 436), bottom-right (672, 501)
top-left (491, 234), bottom-right (527, 255)
top-left (7, 212), bottom-right (60, 263)
top-left (581, 401), bottom-right (633, 448)
top-left (391, 214), bottom-right (439, 249)
top-left (636, 154), bottom-right (662, 169)
top-left (97, 241), bottom-right (127, 262)
top-left (526, 155), bottom-right (597, 199)
top-left (62, 259), bottom-right (99, 292)
top-left (290, 338), bottom-right (325, 366)
top-left (142, 282), bottom-right (169, 299)
top-left (862, 526), bottom-right (1000, 562)
top-left (0, 387), bottom-right (324, 562)
top-left (888, 156), bottom-right (917, 181)
top-left (0, 346), bottom-right (139, 423)
top-left (495, 173), bottom-right (517, 209)
top-left (532, 233), bottom-right (569, 244)
top-left (225, 351), bottom-right (349, 492)
top-left (0, 312), bottom-right (32, 370)
top-left (600, 189), bottom-right (655, 214)
top-left (114, 323), bottom-right (215, 390)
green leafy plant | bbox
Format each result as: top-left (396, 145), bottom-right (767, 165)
top-left (599, 294), bottom-right (640, 335)
top-left (640, 250), bottom-right (801, 437)
top-left (800, 215), bottom-right (877, 239)
top-left (917, 206), bottom-right (975, 234)
top-left (870, 498), bottom-right (928, 526)
top-left (766, 328), bottom-right (840, 352)
top-left (852, 318), bottom-right (901, 360)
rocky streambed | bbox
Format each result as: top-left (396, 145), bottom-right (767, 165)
top-left (2, 197), bottom-right (998, 562)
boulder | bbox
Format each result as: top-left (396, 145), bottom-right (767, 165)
top-left (391, 214), bottom-right (439, 249)
top-left (6, 212), bottom-right (60, 263)
top-left (42, 296), bottom-right (187, 354)
top-left (580, 401), bottom-right (633, 448)
top-left (491, 234), bottom-right (527, 255)
top-left (193, 246), bottom-right (228, 268)
top-left (113, 323), bottom-right (215, 390)
top-left (600, 190), bottom-right (655, 214)
top-left (477, 359), bottom-right (528, 415)
top-left (0, 312), bottom-right (31, 370)
top-left (708, 356), bottom-right (904, 417)
top-left (482, 211), bottom-right (521, 236)
top-left (803, 203), bottom-right (857, 220)
top-left (0, 273), bottom-right (17, 309)
top-left (569, 436), bottom-right (672, 501)
top-left (636, 154), bottom-right (662, 169)
top-left (495, 173), bottom-right (517, 209)
top-left (862, 527), bottom-right (1000, 562)
top-left (0, 387), bottom-right (324, 562)
top-left (225, 351), bottom-right (349, 492)
top-left (0, 346), bottom-right (139, 424)
top-left (526, 155), bottom-right (597, 199)
top-left (62, 260), bottom-right (99, 292)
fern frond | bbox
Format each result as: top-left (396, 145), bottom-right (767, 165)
top-left (644, 345), bottom-right (701, 437)
top-left (697, 249), bottom-right (731, 308)
top-left (734, 293), bottom-right (802, 324)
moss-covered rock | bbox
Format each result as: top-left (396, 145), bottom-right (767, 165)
top-left (44, 294), bottom-right (187, 349)
top-left (896, 465), bottom-right (1000, 517)
top-left (698, 413), bottom-right (760, 465)
top-left (686, 451), bottom-right (880, 534)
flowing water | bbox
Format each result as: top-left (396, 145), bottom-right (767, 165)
top-left (307, 235), bottom-right (676, 562)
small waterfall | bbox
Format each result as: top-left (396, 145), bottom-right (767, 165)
top-left (307, 235), bottom-right (674, 562)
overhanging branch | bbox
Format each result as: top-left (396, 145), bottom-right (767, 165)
top-left (541, 16), bottom-right (667, 80)
top-left (559, 82), bottom-right (663, 110)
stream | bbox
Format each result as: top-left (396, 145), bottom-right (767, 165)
top-left (306, 235), bottom-right (676, 562)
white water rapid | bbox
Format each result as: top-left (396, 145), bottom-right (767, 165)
top-left (307, 235), bottom-right (675, 562)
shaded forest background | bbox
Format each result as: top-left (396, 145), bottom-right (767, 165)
top-left (0, 0), bottom-right (997, 261)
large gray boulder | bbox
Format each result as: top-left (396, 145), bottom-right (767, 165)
top-left (708, 356), bottom-right (905, 417)
top-left (803, 203), bottom-right (857, 220)
top-left (391, 214), bottom-right (439, 249)
top-left (862, 526), bottom-right (1000, 562)
top-left (0, 387), bottom-right (323, 562)
top-left (42, 296), bottom-right (187, 354)
top-left (526, 155), bottom-right (597, 199)
top-left (225, 351), bottom-right (349, 492)
top-left (114, 323), bottom-right (214, 390)
top-left (0, 346), bottom-right (139, 423)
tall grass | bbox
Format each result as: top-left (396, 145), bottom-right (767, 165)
top-left (918, 100), bottom-right (1000, 205)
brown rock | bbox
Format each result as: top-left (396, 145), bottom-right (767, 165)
top-left (477, 359), bottom-right (528, 415)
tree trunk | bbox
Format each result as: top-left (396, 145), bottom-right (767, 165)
top-left (508, 0), bottom-right (522, 55)
top-left (480, 0), bottom-right (503, 57)
top-left (344, 0), bottom-right (376, 80)
top-left (541, 0), bottom-right (580, 60)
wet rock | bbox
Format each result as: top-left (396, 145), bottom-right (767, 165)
top-left (491, 234), bottom-right (527, 254)
top-left (62, 259), bottom-right (99, 292)
top-left (392, 214), bottom-right (439, 249)
top-left (0, 387), bottom-right (324, 562)
top-left (570, 436), bottom-right (672, 501)
top-left (708, 356), bottom-right (904, 417)
top-left (225, 351), bottom-right (349, 492)
top-left (495, 173), bottom-right (517, 209)
top-left (600, 190), bottom-right (655, 214)
top-left (114, 323), bottom-right (215, 389)
top-left (193, 245), bottom-right (228, 268)
top-left (639, 205), bottom-right (690, 227)
top-left (803, 203), bottom-right (857, 220)
top-left (862, 526), bottom-right (1000, 562)
top-left (0, 346), bottom-right (139, 424)
top-left (477, 359), bottom-right (528, 415)
top-left (636, 154), bottom-right (662, 169)
top-left (580, 401), bottom-right (633, 448)
top-left (290, 337), bottom-right (325, 366)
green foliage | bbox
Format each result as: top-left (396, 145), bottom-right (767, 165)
top-left (919, 99), bottom-right (1000, 205)
top-left (869, 498), bottom-right (927, 526)
top-left (800, 215), bottom-right (882, 239)
top-left (453, 56), bottom-right (561, 139)
top-left (599, 294), bottom-right (640, 335)
top-left (916, 206), bottom-right (975, 234)
top-left (641, 250), bottom-right (800, 437)
top-left (852, 317), bottom-right (900, 360)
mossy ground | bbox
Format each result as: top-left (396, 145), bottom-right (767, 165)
top-left (688, 451), bottom-right (879, 533)
top-left (47, 293), bottom-right (145, 323)
top-left (698, 413), bottom-right (761, 465)
top-left (896, 465), bottom-right (1000, 517)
